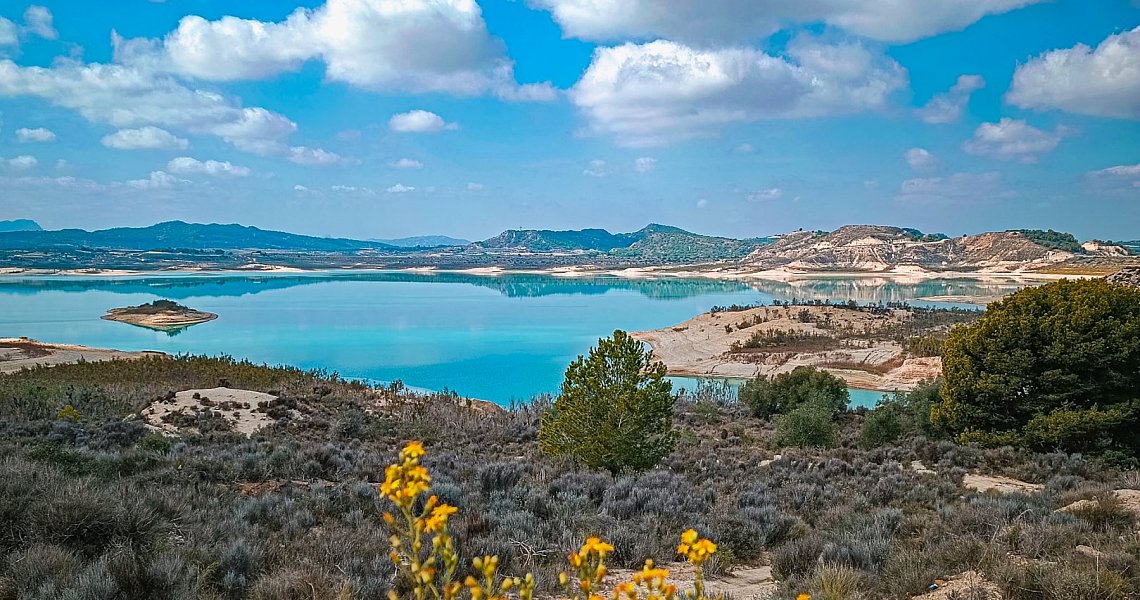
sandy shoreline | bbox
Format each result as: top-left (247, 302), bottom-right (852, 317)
top-left (0, 263), bottom-right (1092, 284)
top-left (0, 338), bottom-right (163, 373)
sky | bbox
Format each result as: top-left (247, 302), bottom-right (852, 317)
top-left (0, 0), bottom-right (1138, 241)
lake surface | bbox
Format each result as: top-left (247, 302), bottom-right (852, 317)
top-left (0, 272), bottom-right (1027, 407)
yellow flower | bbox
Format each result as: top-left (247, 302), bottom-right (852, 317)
top-left (580, 537), bottom-right (615, 557)
top-left (796, 595), bottom-right (810, 600)
top-left (402, 441), bottom-right (425, 460)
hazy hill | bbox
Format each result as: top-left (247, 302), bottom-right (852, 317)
top-left (742, 225), bottom-right (1130, 272)
top-left (0, 221), bottom-right (396, 252)
top-left (0, 219), bottom-right (42, 233)
top-left (373, 235), bottom-right (471, 248)
top-left (472, 224), bottom-right (770, 261)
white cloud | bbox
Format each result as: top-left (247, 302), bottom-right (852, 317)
top-left (1007, 26), bottom-right (1140, 120)
top-left (962, 118), bottom-right (1070, 163)
top-left (23, 6), bottom-right (57, 40)
top-left (101, 126), bottom-right (189, 150)
top-left (466, 182), bottom-right (484, 191)
top-left (0, 174), bottom-right (105, 191)
top-left (114, 0), bottom-right (554, 100)
top-left (0, 19), bottom-right (18, 47)
top-left (0, 58), bottom-right (337, 162)
top-left (916, 74), bottom-right (984, 124)
top-left (286, 146), bottom-right (346, 166)
top-left (293, 184), bottom-right (311, 192)
top-left (386, 183), bottom-right (414, 193)
top-left (696, 198), bottom-right (708, 208)
top-left (531, 0), bottom-right (1041, 44)
top-left (15, 127), bottom-right (55, 142)
top-left (5, 155), bottom-right (37, 170)
top-left (733, 143), bottom-right (754, 154)
top-left (167, 156), bottom-right (251, 177)
top-left (389, 157), bottom-right (423, 169)
top-left (634, 156), bottom-right (657, 173)
top-left (126, 170), bottom-right (184, 190)
top-left (1091, 164), bottom-right (1140, 178)
top-left (389, 110), bottom-right (458, 133)
top-left (747, 188), bottom-right (782, 201)
top-left (570, 38), bottom-right (906, 147)
top-left (582, 159), bottom-right (607, 177)
top-left (1087, 163), bottom-right (1140, 194)
top-left (905, 147), bottom-right (938, 171)
top-left (896, 172), bottom-right (1015, 204)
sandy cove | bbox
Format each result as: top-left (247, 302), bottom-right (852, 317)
top-left (0, 338), bottom-right (163, 373)
top-left (629, 304), bottom-right (965, 392)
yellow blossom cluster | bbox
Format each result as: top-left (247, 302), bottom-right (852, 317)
top-left (377, 442), bottom-right (721, 600)
top-left (380, 441), bottom-right (431, 510)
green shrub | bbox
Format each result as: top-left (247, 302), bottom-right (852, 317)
top-left (858, 404), bottom-right (903, 448)
top-left (739, 366), bottom-right (849, 419)
top-left (936, 279), bottom-right (1140, 456)
top-left (539, 330), bottom-right (675, 473)
top-left (776, 401), bottom-right (838, 448)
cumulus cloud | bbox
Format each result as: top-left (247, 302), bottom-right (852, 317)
top-left (0, 58), bottom-right (338, 162)
top-left (634, 156), bottom-right (657, 173)
top-left (1087, 163), bottom-right (1140, 193)
top-left (0, 18), bottom-right (17, 47)
top-left (905, 147), bottom-right (938, 171)
top-left (126, 170), bottom-right (184, 190)
top-left (582, 159), bottom-right (607, 177)
top-left (466, 182), bottom-right (484, 191)
top-left (916, 74), bottom-right (984, 124)
top-left (389, 157), bottom-right (423, 169)
top-left (22, 6), bottom-right (57, 40)
top-left (962, 118), bottom-right (1070, 163)
top-left (15, 127), bottom-right (55, 142)
top-left (747, 188), bottom-right (782, 201)
top-left (733, 143), bottom-right (754, 154)
top-left (286, 146), bottom-right (346, 166)
top-left (4, 155), bottom-right (37, 170)
top-left (101, 126), bottom-right (189, 150)
top-left (531, 0), bottom-right (1041, 44)
top-left (167, 156), bottom-right (251, 177)
top-left (114, 0), bottom-right (554, 100)
top-left (1007, 26), bottom-right (1140, 120)
top-left (570, 38), bottom-right (906, 146)
top-left (389, 110), bottom-right (458, 133)
top-left (896, 172), bottom-right (1015, 204)
top-left (386, 183), bottom-right (414, 193)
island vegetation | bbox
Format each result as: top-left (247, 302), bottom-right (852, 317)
top-left (1, 279), bottom-right (1139, 599)
top-left (101, 299), bottom-right (218, 333)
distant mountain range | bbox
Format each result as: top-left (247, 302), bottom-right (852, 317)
top-left (372, 235), bottom-right (471, 248)
top-left (741, 225), bottom-right (1130, 272)
top-left (0, 219), bottom-right (42, 233)
top-left (0, 221), bottom-right (396, 252)
top-left (0, 220), bottom-right (1132, 273)
top-left (471, 224), bottom-right (771, 261)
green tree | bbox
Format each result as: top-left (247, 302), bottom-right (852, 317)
top-left (539, 330), bottom-right (675, 472)
top-left (934, 279), bottom-right (1140, 454)
top-left (739, 366), bottom-right (849, 419)
top-left (775, 401), bottom-right (837, 448)
top-left (858, 402), bottom-right (903, 448)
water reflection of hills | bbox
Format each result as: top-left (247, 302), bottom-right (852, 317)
top-left (0, 272), bottom-right (751, 300)
top-left (0, 271), bottom-right (1032, 302)
top-left (746, 278), bottom-right (1030, 304)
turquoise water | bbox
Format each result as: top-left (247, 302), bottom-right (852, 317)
top-left (0, 272), bottom-right (1018, 406)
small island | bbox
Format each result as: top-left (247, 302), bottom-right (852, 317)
top-left (101, 299), bottom-right (217, 333)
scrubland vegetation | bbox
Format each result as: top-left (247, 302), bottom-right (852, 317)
top-left (1, 279), bottom-right (1139, 599)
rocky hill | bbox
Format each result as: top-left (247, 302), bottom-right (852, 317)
top-left (1107, 267), bottom-right (1140, 288)
top-left (472, 224), bottom-right (769, 262)
top-left (0, 219), bottom-right (42, 233)
top-left (740, 225), bottom-right (1130, 272)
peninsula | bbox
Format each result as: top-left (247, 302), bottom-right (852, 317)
top-left (631, 302), bottom-right (980, 391)
top-left (101, 299), bottom-right (218, 332)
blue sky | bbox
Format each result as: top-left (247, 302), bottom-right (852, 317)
top-left (0, 0), bottom-right (1137, 241)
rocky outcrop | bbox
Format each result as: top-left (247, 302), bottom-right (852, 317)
top-left (1107, 267), bottom-right (1140, 288)
top-left (741, 225), bottom-right (1125, 273)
